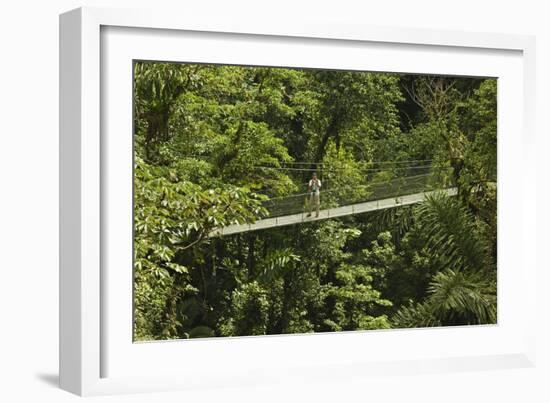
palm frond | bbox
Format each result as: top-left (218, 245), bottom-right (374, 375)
top-left (370, 205), bottom-right (415, 245)
top-left (392, 300), bottom-right (440, 328)
top-left (428, 268), bottom-right (496, 325)
top-left (415, 192), bottom-right (489, 271)
top-left (256, 248), bottom-right (301, 283)
top-left (392, 268), bottom-right (496, 327)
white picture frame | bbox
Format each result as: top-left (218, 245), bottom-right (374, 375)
top-left (59, 6), bottom-right (537, 396)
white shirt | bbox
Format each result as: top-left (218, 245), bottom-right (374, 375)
top-left (309, 179), bottom-right (322, 195)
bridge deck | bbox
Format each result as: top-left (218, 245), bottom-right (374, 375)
top-left (211, 188), bottom-right (457, 237)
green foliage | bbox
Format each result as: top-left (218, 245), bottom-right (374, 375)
top-left (392, 193), bottom-right (496, 328)
top-left (326, 263), bottom-right (392, 331)
top-left (133, 156), bottom-right (269, 339)
top-left (392, 268), bottom-right (496, 328)
top-left (322, 143), bottom-right (372, 205)
top-left (220, 281), bottom-right (270, 336)
top-left (132, 61), bottom-right (497, 340)
top-left (428, 268), bottom-right (496, 325)
top-left (415, 192), bottom-right (490, 272)
top-left (256, 248), bottom-right (301, 284)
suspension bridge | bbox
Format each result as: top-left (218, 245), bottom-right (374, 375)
top-left (209, 160), bottom-right (457, 237)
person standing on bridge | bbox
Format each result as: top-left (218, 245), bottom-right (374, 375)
top-left (307, 172), bottom-right (322, 218)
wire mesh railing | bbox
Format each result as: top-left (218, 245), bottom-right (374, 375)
top-left (261, 169), bottom-right (455, 218)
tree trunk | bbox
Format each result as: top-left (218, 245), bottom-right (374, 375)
top-left (237, 234), bottom-right (244, 269)
top-left (247, 234), bottom-right (256, 279)
top-left (312, 114), bottom-right (340, 169)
